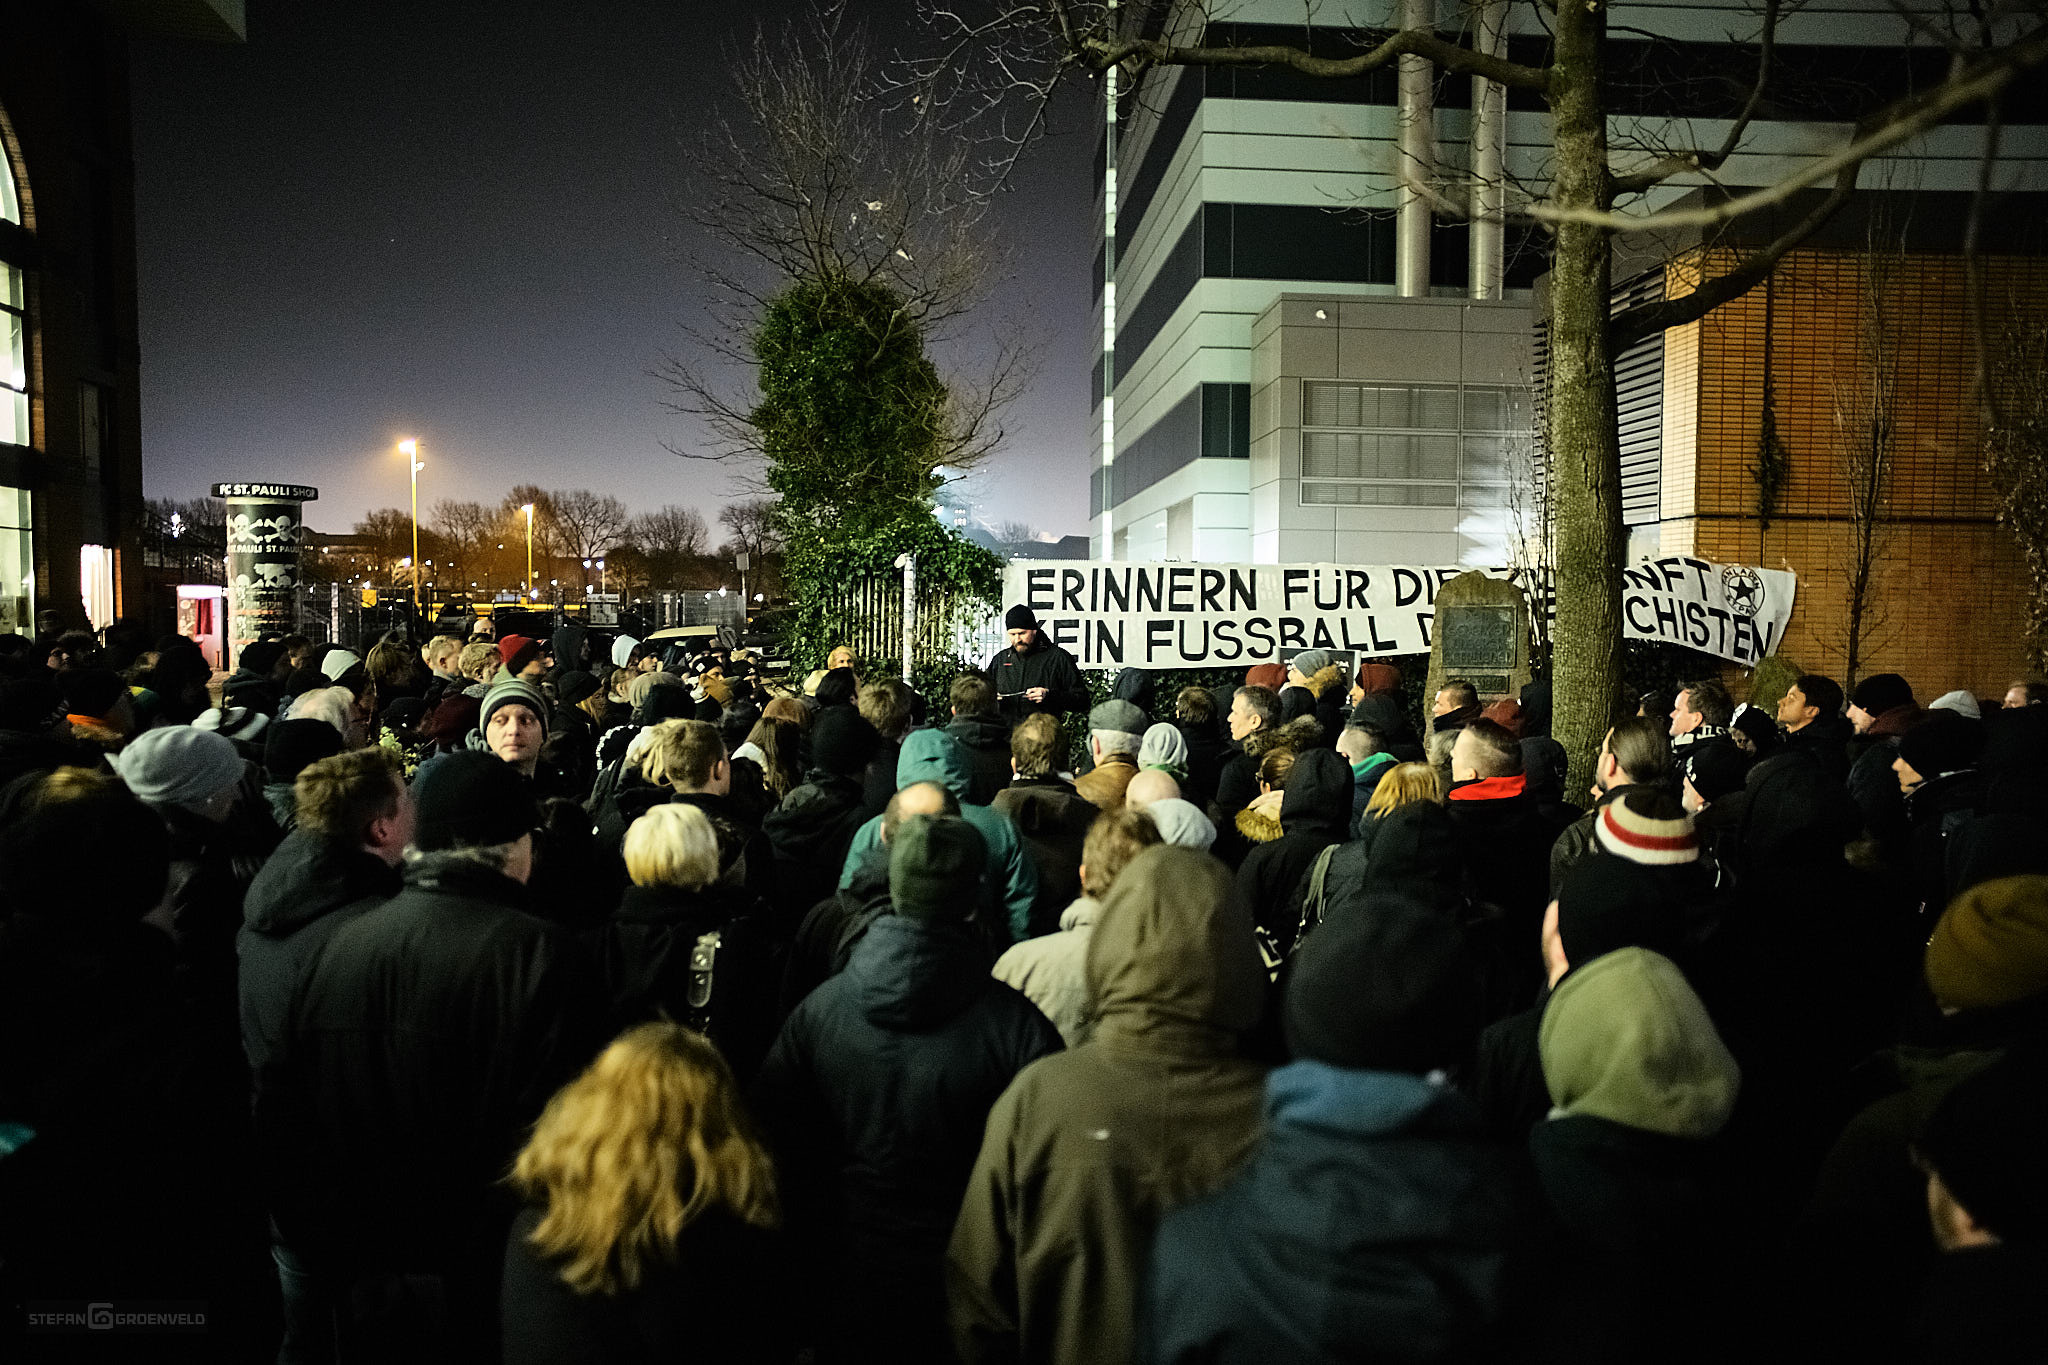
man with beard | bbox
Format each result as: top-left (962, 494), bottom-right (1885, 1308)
top-left (985, 606), bottom-right (1087, 726)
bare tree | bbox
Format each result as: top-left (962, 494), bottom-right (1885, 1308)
top-left (1986, 312), bottom-right (2048, 670)
top-left (500, 486), bottom-right (562, 585)
top-left (353, 508), bottom-right (417, 573)
top-left (550, 490), bottom-right (630, 588)
top-left (1834, 214), bottom-right (1907, 689)
top-left (631, 505), bottom-right (710, 561)
top-left (994, 519), bottom-right (1040, 545)
top-left (655, 6), bottom-right (1037, 492)
top-left (899, 0), bottom-right (2048, 792)
top-left (719, 498), bottom-right (784, 559)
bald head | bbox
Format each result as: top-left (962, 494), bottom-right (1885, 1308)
top-left (1124, 768), bottom-right (1181, 810)
top-left (882, 780), bottom-right (956, 842)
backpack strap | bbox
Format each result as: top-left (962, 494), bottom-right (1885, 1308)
top-left (687, 929), bottom-right (721, 1023)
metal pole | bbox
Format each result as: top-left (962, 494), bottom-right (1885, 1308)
top-left (894, 552), bottom-right (915, 683)
top-left (410, 454), bottom-right (420, 616)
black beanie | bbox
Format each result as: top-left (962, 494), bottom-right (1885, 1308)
top-left (239, 640), bottom-right (286, 676)
top-left (635, 682), bottom-right (694, 726)
top-left (1916, 1041), bottom-right (2048, 1245)
top-left (1284, 895), bottom-right (1477, 1073)
top-left (59, 668), bottom-right (129, 719)
top-left (281, 666), bottom-right (327, 701)
top-left (555, 669), bottom-right (601, 708)
top-left (1851, 672), bottom-right (1914, 717)
top-left (1899, 711), bottom-right (1985, 780)
top-left (813, 707), bottom-right (881, 778)
top-left (263, 718), bottom-right (346, 784)
top-left (815, 667), bottom-right (859, 709)
top-left (1687, 742), bottom-right (1749, 804)
top-left (890, 814), bottom-right (987, 920)
top-left (1004, 604), bottom-right (1038, 631)
top-left (411, 751), bottom-right (538, 852)
top-left (1556, 854), bottom-right (1689, 966)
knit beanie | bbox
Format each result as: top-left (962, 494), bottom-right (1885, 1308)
top-left (1556, 854), bottom-right (1689, 965)
top-left (411, 750), bottom-right (538, 852)
top-left (281, 666), bottom-right (327, 701)
top-left (1004, 604), bottom-right (1038, 630)
top-left (1244, 663), bottom-right (1286, 690)
top-left (195, 704), bottom-right (271, 747)
top-left (1284, 894), bottom-right (1477, 1073)
top-left (1686, 743), bottom-right (1748, 804)
top-left (889, 814), bottom-right (987, 921)
top-left (1915, 1042), bottom-right (2048, 1245)
top-left (113, 725), bottom-right (246, 815)
top-left (58, 667), bottom-right (128, 720)
top-left (1137, 722), bottom-right (1189, 778)
top-left (1142, 797), bottom-right (1216, 851)
top-left (1290, 648), bottom-right (1334, 679)
top-left (555, 670), bottom-right (601, 708)
top-left (1356, 660), bottom-right (1403, 697)
top-left (238, 640), bottom-right (285, 676)
top-left (611, 634), bottom-right (641, 668)
top-left (263, 718), bottom-right (345, 784)
top-left (1928, 689), bottom-right (1983, 720)
top-left (319, 647), bottom-right (363, 682)
top-left (497, 635), bottom-right (543, 676)
top-left (1899, 710), bottom-right (1984, 780)
top-left (1593, 788), bottom-right (1700, 865)
top-left (1851, 672), bottom-right (1914, 717)
top-left (285, 685), bottom-right (355, 739)
top-left (812, 708), bottom-right (880, 778)
top-left (479, 676), bottom-right (550, 738)
top-left (1925, 874), bottom-right (2048, 1011)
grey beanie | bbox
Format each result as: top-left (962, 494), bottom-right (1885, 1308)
top-left (1143, 797), bottom-right (1217, 851)
top-left (1138, 722), bottom-right (1190, 778)
top-left (1291, 648), bottom-right (1336, 678)
top-left (114, 725), bottom-right (246, 816)
top-left (479, 676), bottom-right (550, 737)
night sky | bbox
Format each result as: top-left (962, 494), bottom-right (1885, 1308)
top-left (127, 1), bottom-right (1097, 540)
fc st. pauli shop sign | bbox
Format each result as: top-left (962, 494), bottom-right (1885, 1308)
top-left (1001, 557), bottom-right (1795, 670)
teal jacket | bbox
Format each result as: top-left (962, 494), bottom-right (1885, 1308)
top-left (839, 729), bottom-right (1039, 941)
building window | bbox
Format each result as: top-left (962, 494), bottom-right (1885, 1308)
top-left (0, 485), bottom-right (30, 632)
top-left (1, 264), bottom-right (24, 447)
top-left (1300, 381), bottom-right (1529, 509)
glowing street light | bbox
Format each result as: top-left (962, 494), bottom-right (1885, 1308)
top-left (522, 503), bottom-right (535, 597)
top-left (399, 439), bottom-right (424, 612)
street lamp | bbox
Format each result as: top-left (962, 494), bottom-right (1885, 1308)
top-left (399, 439), bottom-right (423, 614)
top-left (522, 503), bottom-right (535, 598)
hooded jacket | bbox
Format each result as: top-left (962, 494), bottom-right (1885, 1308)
top-left (984, 634), bottom-right (1088, 723)
top-left (1531, 947), bottom-right (1744, 1360)
top-left (762, 771), bottom-right (881, 937)
top-left (838, 730), bottom-right (1039, 941)
top-left (547, 624), bottom-right (587, 679)
top-left (991, 896), bottom-right (1102, 1046)
top-left (947, 847), bottom-right (1269, 1365)
top-left (752, 913), bottom-right (1060, 1361)
top-left (256, 855), bottom-right (611, 1289)
top-left (1146, 1063), bottom-right (1522, 1365)
top-left (993, 774), bottom-right (1098, 938)
top-left (236, 829), bottom-right (402, 1078)
top-left (1235, 747), bottom-right (1353, 955)
top-left (943, 712), bottom-right (1015, 805)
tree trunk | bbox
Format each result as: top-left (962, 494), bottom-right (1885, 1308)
top-left (1544, 0), bottom-right (1627, 799)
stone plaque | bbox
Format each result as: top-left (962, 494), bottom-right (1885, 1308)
top-left (1424, 570), bottom-right (1533, 711)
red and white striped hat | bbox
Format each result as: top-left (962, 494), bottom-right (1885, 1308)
top-left (1593, 790), bottom-right (1699, 865)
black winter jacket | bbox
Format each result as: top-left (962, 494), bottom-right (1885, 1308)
top-left (985, 636), bottom-right (1088, 724)
top-left (762, 772), bottom-right (880, 938)
top-left (944, 713), bottom-right (1015, 806)
top-left (1235, 748), bottom-right (1353, 955)
top-left (751, 913), bottom-right (1060, 1361)
top-left (780, 842), bottom-right (893, 1016)
top-left (236, 829), bottom-right (400, 1077)
top-left (258, 856), bottom-right (610, 1290)
top-left (595, 881), bottom-right (779, 1085)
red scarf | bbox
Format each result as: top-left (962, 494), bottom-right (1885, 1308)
top-left (1448, 773), bottom-right (1527, 802)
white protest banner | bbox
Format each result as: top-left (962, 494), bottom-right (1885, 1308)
top-left (1000, 557), bottom-right (1794, 670)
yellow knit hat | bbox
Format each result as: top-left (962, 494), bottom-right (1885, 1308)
top-left (1925, 874), bottom-right (2048, 1011)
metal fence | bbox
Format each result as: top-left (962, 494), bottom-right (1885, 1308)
top-left (815, 565), bottom-right (1000, 678)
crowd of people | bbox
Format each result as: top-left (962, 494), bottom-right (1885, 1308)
top-left (1, 603), bottom-right (2045, 1363)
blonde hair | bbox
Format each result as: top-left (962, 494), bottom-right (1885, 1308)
top-left (623, 803), bottom-right (719, 891)
top-left (1365, 761), bottom-right (1444, 819)
top-left (509, 1022), bottom-right (779, 1296)
top-left (636, 719), bottom-right (689, 785)
top-left (458, 640), bottom-right (498, 681)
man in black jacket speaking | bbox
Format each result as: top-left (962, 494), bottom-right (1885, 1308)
top-left (985, 605), bottom-right (1089, 725)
